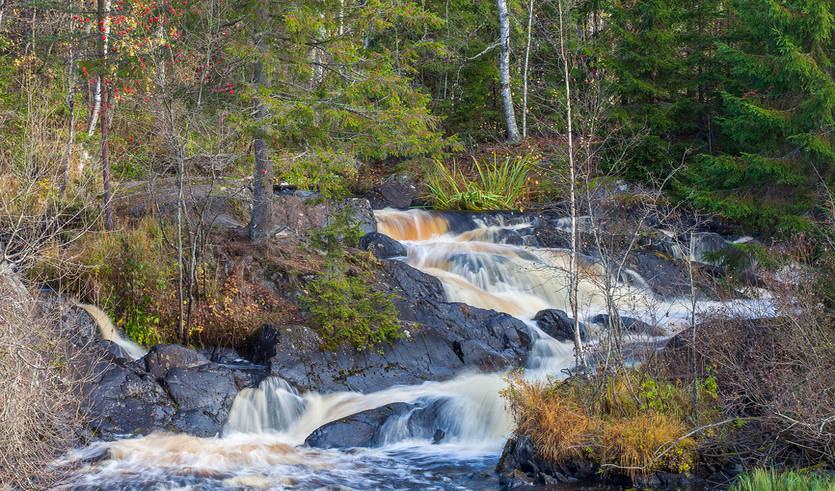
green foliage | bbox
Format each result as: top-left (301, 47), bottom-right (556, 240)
top-left (688, 0), bottom-right (835, 233)
top-left (426, 153), bottom-right (533, 211)
top-left (730, 468), bottom-right (835, 491)
top-left (308, 212), bottom-right (364, 253)
top-left (303, 215), bottom-right (402, 351)
top-left (302, 260), bottom-right (402, 351)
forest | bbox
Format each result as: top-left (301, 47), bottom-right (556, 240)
top-left (0, 0), bottom-right (833, 490)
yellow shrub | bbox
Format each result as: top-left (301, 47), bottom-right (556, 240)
top-left (600, 412), bottom-right (696, 477)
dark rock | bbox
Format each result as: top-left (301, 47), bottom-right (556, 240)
top-left (162, 364), bottom-right (238, 437)
top-left (304, 403), bottom-right (413, 448)
top-left (359, 232), bottom-right (407, 259)
top-left (85, 364), bottom-right (175, 439)
top-left (589, 314), bottom-right (665, 337)
top-left (365, 174), bottom-right (419, 209)
top-left (690, 232), bottom-right (729, 264)
top-left (432, 428), bottom-right (446, 443)
top-left (533, 309), bottom-right (587, 342)
top-left (625, 250), bottom-right (690, 298)
top-left (143, 344), bottom-right (210, 380)
top-left (455, 339), bottom-right (511, 371)
top-left (380, 259), bottom-right (446, 301)
top-left (92, 340), bottom-right (130, 362)
top-left (249, 325), bottom-right (283, 364)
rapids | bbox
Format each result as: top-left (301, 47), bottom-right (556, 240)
top-left (58, 208), bottom-right (772, 490)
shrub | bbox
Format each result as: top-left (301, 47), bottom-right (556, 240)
top-left (0, 268), bottom-right (99, 488)
top-left (302, 258), bottom-right (402, 351)
top-left (426, 153), bottom-right (534, 211)
top-left (503, 369), bottom-right (705, 478)
top-left (730, 468), bottom-right (835, 491)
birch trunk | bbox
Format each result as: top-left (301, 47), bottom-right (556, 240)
top-left (497, 0), bottom-right (521, 143)
top-left (88, 0), bottom-right (111, 136)
top-left (522, 0), bottom-right (534, 139)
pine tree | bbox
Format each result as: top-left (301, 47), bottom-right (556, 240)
top-left (692, 0), bottom-right (835, 232)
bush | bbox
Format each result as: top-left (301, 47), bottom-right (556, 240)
top-left (730, 468), bottom-right (835, 491)
top-left (426, 153), bottom-right (534, 211)
top-left (0, 268), bottom-right (99, 488)
top-left (502, 368), bottom-right (709, 478)
top-left (302, 256), bottom-right (402, 351)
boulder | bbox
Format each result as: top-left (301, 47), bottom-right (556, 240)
top-left (85, 364), bottom-right (176, 439)
top-left (304, 403), bottom-right (413, 448)
top-left (455, 339), bottom-right (511, 372)
top-left (162, 364), bottom-right (239, 437)
top-left (365, 174), bottom-right (419, 209)
top-left (268, 195), bottom-right (376, 238)
top-left (533, 309), bottom-right (587, 342)
top-left (359, 232), bottom-right (407, 259)
top-left (379, 259), bottom-right (446, 301)
top-left (143, 344), bottom-right (210, 379)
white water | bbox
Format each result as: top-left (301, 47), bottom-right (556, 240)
top-left (75, 302), bottom-right (148, 360)
top-left (59, 208), bottom-right (773, 489)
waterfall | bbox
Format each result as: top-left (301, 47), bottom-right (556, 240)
top-left (60, 208), bottom-right (774, 489)
top-left (74, 302), bottom-right (147, 360)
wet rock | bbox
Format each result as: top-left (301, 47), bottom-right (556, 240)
top-left (162, 364), bottom-right (238, 437)
top-left (455, 339), bottom-right (511, 371)
top-left (432, 429), bottom-right (446, 443)
top-left (85, 364), bottom-right (176, 439)
top-left (625, 250), bottom-right (690, 298)
top-left (365, 174), bottom-right (419, 209)
top-left (266, 324), bottom-right (464, 393)
top-left (589, 314), bottom-right (665, 337)
top-left (304, 403), bottom-right (413, 448)
top-left (690, 232), bottom-right (729, 264)
top-left (143, 344), bottom-right (210, 379)
top-left (533, 309), bottom-right (587, 342)
top-left (380, 259), bottom-right (446, 301)
top-left (359, 232), bottom-right (407, 259)
top-left (92, 340), bottom-right (131, 362)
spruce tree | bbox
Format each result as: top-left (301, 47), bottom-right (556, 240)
top-left (692, 0), bottom-right (835, 232)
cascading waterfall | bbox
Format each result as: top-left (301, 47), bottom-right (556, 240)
top-left (59, 208), bottom-right (774, 489)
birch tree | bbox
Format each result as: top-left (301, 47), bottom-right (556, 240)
top-left (497, 0), bottom-right (520, 143)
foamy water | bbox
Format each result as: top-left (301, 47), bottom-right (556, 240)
top-left (57, 208), bottom-right (773, 489)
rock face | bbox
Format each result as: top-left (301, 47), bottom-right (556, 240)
top-left (365, 174), bottom-right (419, 209)
top-left (268, 195), bottom-right (376, 238)
top-left (253, 260), bottom-right (531, 394)
top-left (359, 232), bottom-right (407, 259)
top-left (533, 309), bottom-right (587, 342)
top-left (85, 344), bottom-right (263, 440)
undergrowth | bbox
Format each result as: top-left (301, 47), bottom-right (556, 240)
top-left (426, 153), bottom-right (534, 211)
top-left (302, 217), bottom-right (402, 351)
top-left (730, 468), bottom-right (835, 491)
top-left (502, 368), bottom-right (718, 478)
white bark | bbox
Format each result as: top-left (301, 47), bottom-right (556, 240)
top-left (522, 0), bottom-right (534, 139)
top-left (497, 0), bottom-right (520, 143)
top-left (87, 0), bottom-right (111, 136)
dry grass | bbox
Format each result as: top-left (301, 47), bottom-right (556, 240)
top-left (504, 377), bottom-right (598, 462)
top-left (0, 267), bottom-right (101, 489)
top-left (504, 372), bottom-right (701, 478)
top-left (600, 412), bottom-right (696, 476)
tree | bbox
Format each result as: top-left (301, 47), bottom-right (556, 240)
top-left (691, 0), bottom-right (835, 233)
top-left (497, 0), bottom-right (520, 143)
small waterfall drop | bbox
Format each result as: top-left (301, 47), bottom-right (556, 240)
top-left (75, 302), bottom-right (147, 360)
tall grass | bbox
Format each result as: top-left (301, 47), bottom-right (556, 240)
top-left (730, 468), bottom-right (835, 491)
top-left (426, 153), bottom-right (533, 211)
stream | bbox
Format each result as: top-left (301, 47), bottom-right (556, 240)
top-left (59, 209), bottom-right (771, 490)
